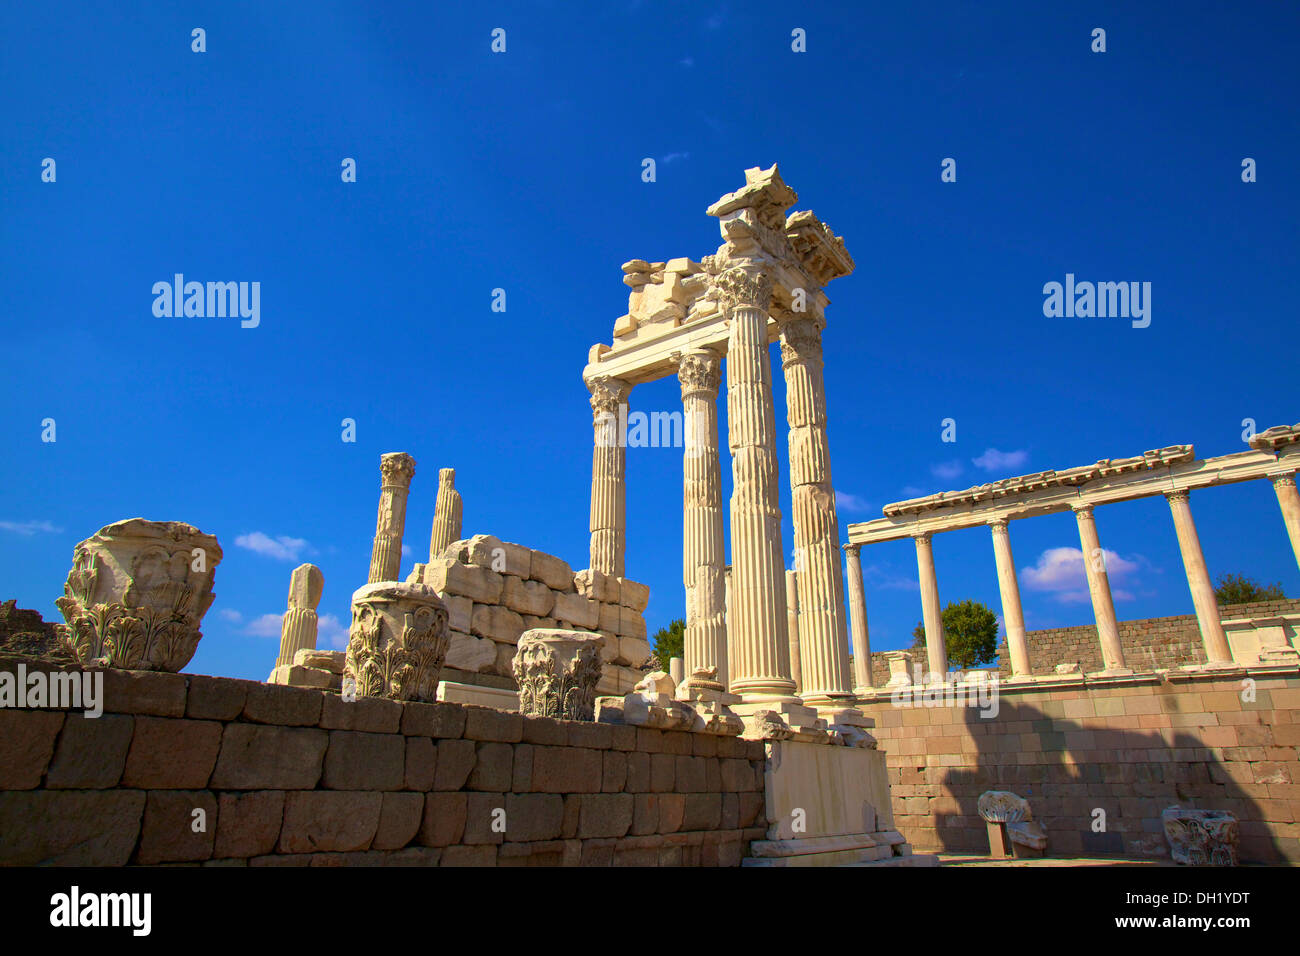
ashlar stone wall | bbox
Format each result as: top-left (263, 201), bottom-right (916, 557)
top-left (0, 658), bottom-right (768, 866)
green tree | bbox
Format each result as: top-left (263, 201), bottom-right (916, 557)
top-left (650, 618), bottom-right (685, 670)
top-left (912, 599), bottom-right (999, 670)
top-left (1213, 573), bottom-right (1285, 606)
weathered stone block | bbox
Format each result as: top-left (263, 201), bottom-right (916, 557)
top-left (122, 716), bottom-right (223, 789)
top-left (552, 592), bottom-right (599, 629)
top-left (617, 609), bottom-right (648, 642)
top-left (401, 700), bottom-right (467, 738)
top-left (574, 568), bottom-right (620, 604)
top-left (658, 793), bottom-right (687, 833)
top-left (532, 746), bottom-right (603, 793)
top-left (279, 791), bottom-right (382, 853)
top-left (419, 792), bottom-right (467, 846)
top-left (46, 713), bottom-right (134, 789)
top-left (434, 738), bottom-right (476, 790)
top-left (529, 551), bottom-right (574, 592)
top-left (502, 576), bottom-right (555, 617)
top-left (650, 753), bottom-right (675, 792)
top-left (442, 594), bottom-right (472, 633)
top-left (214, 790), bottom-right (284, 859)
top-left (319, 693), bottom-right (403, 733)
top-left (502, 793), bottom-right (564, 842)
top-left (404, 737), bottom-right (437, 791)
top-left (619, 636), bottom-right (650, 666)
top-left (464, 706), bottom-right (523, 743)
top-left (682, 793), bottom-right (722, 831)
top-left (374, 792), bottom-right (424, 850)
top-left (0, 790), bottom-right (144, 865)
top-left (602, 751), bottom-right (628, 792)
top-left (242, 682), bottom-right (323, 726)
top-left (102, 669), bottom-right (188, 717)
top-left (323, 731), bottom-right (405, 790)
top-left (617, 578), bottom-right (650, 612)
top-left (471, 603), bottom-right (525, 645)
top-left (567, 721), bottom-right (614, 750)
top-left (469, 742), bottom-right (514, 791)
top-left (137, 790), bottom-right (217, 864)
top-left (520, 715), bottom-right (567, 746)
top-left (0, 710), bottom-right (65, 789)
top-left (440, 844), bottom-right (496, 866)
top-left (186, 675), bottom-right (256, 720)
top-left (423, 558), bottom-right (504, 605)
top-left (210, 724), bottom-right (327, 790)
top-left (578, 793), bottom-right (634, 839)
top-left (445, 631), bottom-right (497, 672)
top-left (626, 752), bottom-right (650, 792)
top-left (464, 792), bottom-right (507, 844)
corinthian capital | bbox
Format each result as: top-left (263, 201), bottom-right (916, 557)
top-left (713, 267), bottom-right (773, 314)
top-left (676, 349), bottom-right (721, 399)
top-left (778, 316), bottom-right (823, 366)
top-left (588, 376), bottom-right (631, 418)
top-left (379, 452), bottom-right (417, 487)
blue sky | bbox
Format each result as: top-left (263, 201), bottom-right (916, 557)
top-left (2, 1), bottom-right (1297, 681)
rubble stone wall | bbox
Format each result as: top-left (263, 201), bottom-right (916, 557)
top-left (0, 658), bottom-right (767, 866)
top-left (857, 672), bottom-right (1300, 863)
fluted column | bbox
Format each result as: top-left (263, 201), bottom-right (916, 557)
top-left (717, 267), bottom-right (795, 701)
top-left (779, 316), bottom-right (853, 704)
top-left (1072, 503), bottom-right (1128, 672)
top-left (844, 544), bottom-right (873, 692)
top-left (913, 532), bottom-right (947, 677)
top-left (1165, 490), bottom-right (1233, 664)
top-left (368, 452), bottom-right (416, 584)
top-left (276, 563), bottom-right (324, 668)
top-left (678, 349), bottom-right (727, 686)
top-left (428, 467), bottom-right (463, 561)
top-left (1270, 473), bottom-right (1300, 573)
top-left (988, 518), bottom-right (1031, 677)
top-left (588, 376), bottom-right (631, 577)
top-left (785, 569), bottom-right (802, 694)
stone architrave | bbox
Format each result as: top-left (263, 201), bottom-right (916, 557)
top-left (988, 519), bottom-right (1031, 677)
top-left (677, 348), bottom-right (728, 687)
top-left (55, 518), bottom-right (223, 672)
top-left (779, 315), bottom-right (853, 705)
top-left (1071, 504), bottom-right (1129, 673)
top-left (344, 581), bottom-right (449, 702)
top-left (1164, 490), bottom-right (1233, 664)
top-left (512, 628), bottom-right (604, 721)
top-left (275, 563), bottom-right (324, 668)
top-left (428, 468), bottom-right (463, 561)
top-left (1162, 807), bottom-right (1239, 866)
top-left (368, 453), bottom-right (416, 584)
top-left (588, 377), bottom-right (631, 577)
top-left (716, 266), bottom-right (795, 702)
top-left (912, 532), bottom-right (947, 678)
top-left (844, 544), bottom-right (872, 693)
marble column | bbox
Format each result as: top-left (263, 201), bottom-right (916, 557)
top-left (276, 563), bottom-right (324, 668)
top-left (1072, 504), bottom-right (1128, 672)
top-left (588, 376), bottom-right (631, 577)
top-left (1165, 490), bottom-right (1233, 664)
top-left (779, 316), bottom-right (853, 704)
top-left (844, 544), bottom-right (873, 692)
top-left (988, 518), bottom-right (1031, 678)
top-left (368, 452), bottom-right (416, 584)
top-left (427, 467), bottom-right (463, 561)
top-left (785, 569), bottom-right (803, 694)
top-left (716, 267), bottom-right (795, 702)
top-left (678, 349), bottom-right (728, 687)
top-left (1270, 473), bottom-right (1300, 573)
top-left (913, 532), bottom-right (947, 677)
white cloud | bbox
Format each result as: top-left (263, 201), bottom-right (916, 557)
top-left (971, 448), bottom-right (1029, 473)
top-left (1021, 546), bottom-right (1142, 603)
top-left (235, 532), bottom-right (312, 562)
top-left (401, 544), bottom-right (412, 558)
top-left (835, 490), bottom-right (873, 513)
top-left (862, 563), bottom-right (920, 592)
top-left (661, 151), bottom-right (690, 164)
top-left (218, 609), bottom-right (243, 624)
top-left (0, 520), bottom-right (62, 535)
top-left (244, 613), bottom-right (284, 638)
top-left (319, 614), bottom-right (350, 650)
top-left (930, 460), bottom-right (963, 481)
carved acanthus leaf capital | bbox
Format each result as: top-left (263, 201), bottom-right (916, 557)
top-left (676, 350), bottom-right (721, 398)
top-left (380, 452), bottom-right (417, 487)
top-left (712, 267), bottom-right (773, 315)
top-left (779, 316), bottom-right (823, 366)
top-left (588, 376), bottom-right (631, 418)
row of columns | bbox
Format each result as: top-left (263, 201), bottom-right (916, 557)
top-left (586, 265), bottom-right (856, 714)
top-left (843, 475), bottom-right (1300, 683)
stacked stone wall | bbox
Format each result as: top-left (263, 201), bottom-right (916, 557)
top-left (0, 657), bottom-right (765, 866)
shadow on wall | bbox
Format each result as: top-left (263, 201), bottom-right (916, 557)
top-left (924, 698), bottom-right (1289, 864)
